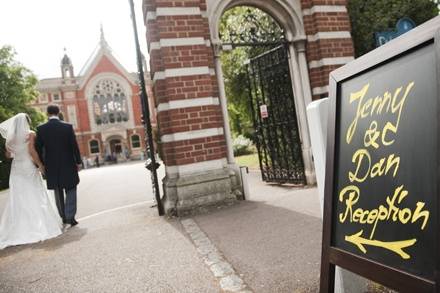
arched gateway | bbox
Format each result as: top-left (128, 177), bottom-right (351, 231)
top-left (143, 0), bottom-right (354, 215)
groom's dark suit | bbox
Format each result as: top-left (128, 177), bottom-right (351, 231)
top-left (36, 117), bottom-right (82, 223)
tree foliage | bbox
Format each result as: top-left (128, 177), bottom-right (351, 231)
top-left (0, 46), bottom-right (44, 189)
top-left (220, 6), bottom-right (284, 139)
top-left (348, 0), bottom-right (439, 57)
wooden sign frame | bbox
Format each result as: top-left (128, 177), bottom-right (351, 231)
top-left (320, 17), bottom-right (440, 293)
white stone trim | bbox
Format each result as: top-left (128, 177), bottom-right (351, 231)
top-left (166, 159), bottom-right (227, 176)
top-left (153, 66), bottom-right (210, 81)
top-left (209, 68), bottom-right (216, 76)
top-left (146, 7), bottom-right (201, 21)
top-left (149, 37), bottom-right (206, 53)
top-left (157, 97), bottom-right (219, 112)
top-left (312, 86), bottom-right (329, 95)
top-left (308, 57), bottom-right (354, 69)
top-left (153, 71), bottom-right (166, 81)
top-left (149, 42), bottom-right (160, 52)
top-left (161, 127), bottom-right (224, 143)
top-left (307, 31), bottom-right (352, 42)
top-left (146, 11), bottom-right (156, 21)
top-left (302, 5), bottom-right (347, 16)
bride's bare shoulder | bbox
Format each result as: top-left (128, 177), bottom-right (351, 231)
top-left (27, 131), bottom-right (36, 140)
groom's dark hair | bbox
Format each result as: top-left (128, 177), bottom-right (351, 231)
top-left (47, 104), bottom-right (60, 116)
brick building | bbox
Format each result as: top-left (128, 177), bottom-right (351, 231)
top-left (33, 29), bottom-right (156, 162)
top-left (143, 0), bottom-right (355, 215)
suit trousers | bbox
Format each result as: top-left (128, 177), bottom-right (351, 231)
top-left (54, 186), bottom-right (77, 221)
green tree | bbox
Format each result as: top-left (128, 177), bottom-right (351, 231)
top-left (348, 0), bottom-right (439, 57)
top-left (0, 45), bottom-right (44, 189)
top-left (220, 6), bottom-right (284, 139)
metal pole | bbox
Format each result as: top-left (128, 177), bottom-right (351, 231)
top-left (128, 0), bottom-right (164, 216)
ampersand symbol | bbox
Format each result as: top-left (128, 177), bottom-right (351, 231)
top-left (364, 120), bottom-right (380, 149)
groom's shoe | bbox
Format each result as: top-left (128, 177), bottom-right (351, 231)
top-left (67, 219), bottom-right (78, 226)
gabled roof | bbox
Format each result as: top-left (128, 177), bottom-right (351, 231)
top-left (38, 27), bottom-right (141, 91)
top-left (78, 31), bottom-right (137, 89)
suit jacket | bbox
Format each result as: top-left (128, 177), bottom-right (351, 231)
top-left (36, 119), bottom-right (82, 189)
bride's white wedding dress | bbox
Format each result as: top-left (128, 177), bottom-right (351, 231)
top-left (0, 114), bottom-right (62, 249)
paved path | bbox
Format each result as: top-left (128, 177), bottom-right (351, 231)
top-left (193, 170), bottom-right (322, 293)
top-left (0, 163), bottom-right (323, 292)
top-left (0, 203), bottom-right (220, 293)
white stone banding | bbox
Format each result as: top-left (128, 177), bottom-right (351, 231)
top-left (307, 31), bottom-right (352, 42)
top-left (312, 85), bottom-right (329, 96)
top-left (167, 159), bottom-right (227, 176)
top-left (308, 57), bottom-right (354, 69)
top-left (153, 66), bottom-right (210, 81)
top-left (302, 5), bottom-right (347, 16)
top-left (161, 127), bottom-right (224, 143)
top-left (157, 97), bottom-right (220, 112)
top-left (149, 37), bottom-right (207, 53)
top-left (146, 7), bottom-right (202, 21)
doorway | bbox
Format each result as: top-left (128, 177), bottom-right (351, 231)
top-left (109, 139), bottom-right (122, 154)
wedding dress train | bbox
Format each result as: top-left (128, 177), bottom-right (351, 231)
top-left (0, 114), bottom-right (62, 249)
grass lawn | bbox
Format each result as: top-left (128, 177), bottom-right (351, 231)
top-left (234, 153), bottom-right (260, 170)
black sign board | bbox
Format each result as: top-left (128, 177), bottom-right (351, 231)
top-left (320, 16), bottom-right (440, 292)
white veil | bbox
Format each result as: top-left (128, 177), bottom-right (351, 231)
top-left (0, 113), bottom-right (31, 155)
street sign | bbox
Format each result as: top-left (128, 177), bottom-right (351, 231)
top-left (375, 17), bottom-right (416, 47)
top-left (320, 16), bottom-right (440, 292)
top-left (260, 104), bottom-right (268, 119)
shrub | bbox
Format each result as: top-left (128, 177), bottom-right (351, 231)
top-left (232, 135), bottom-right (254, 156)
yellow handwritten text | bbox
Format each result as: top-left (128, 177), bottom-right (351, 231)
top-left (346, 81), bottom-right (415, 145)
top-left (339, 185), bottom-right (429, 239)
top-left (348, 149), bottom-right (400, 183)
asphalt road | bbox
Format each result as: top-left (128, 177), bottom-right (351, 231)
top-left (75, 161), bottom-right (165, 218)
top-left (0, 161), bottom-right (165, 219)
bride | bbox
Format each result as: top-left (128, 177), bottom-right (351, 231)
top-left (0, 113), bottom-right (62, 249)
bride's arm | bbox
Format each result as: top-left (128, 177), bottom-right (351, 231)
top-left (28, 132), bottom-right (45, 174)
top-left (5, 149), bottom-right (11, 159)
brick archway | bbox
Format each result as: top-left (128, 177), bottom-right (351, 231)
top-left (143, 0), bottom-right (354, 215)
top-left (208, 0), bottom-right (316, 185)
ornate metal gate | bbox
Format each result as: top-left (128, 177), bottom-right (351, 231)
top-left (247, 45), bottom-right (306, 184)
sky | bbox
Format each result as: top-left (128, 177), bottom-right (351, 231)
top-left (0, 0), bottom-right (148, 79)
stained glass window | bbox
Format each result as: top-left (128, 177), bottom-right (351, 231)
top-left (92, 79), bottom-right (129, 125)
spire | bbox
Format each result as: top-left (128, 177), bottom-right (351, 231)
top-left (61, 47), bottom-right (72, 66)
top-left (61, 47), bottom-right (74, 79)
top-left (100, 24), bottom-right (109, 49)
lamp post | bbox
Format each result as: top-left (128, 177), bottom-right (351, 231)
top-left (128, 0), bottom-right (164, 216)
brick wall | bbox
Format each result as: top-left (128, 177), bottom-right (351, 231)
top-left (144, 0), bottom-right (227, 169)
top-left (300, 0), bottom-right (355, 100)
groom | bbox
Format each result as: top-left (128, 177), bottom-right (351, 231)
top-left (36, 104), bottom-right (82, 226)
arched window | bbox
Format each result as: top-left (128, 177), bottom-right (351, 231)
top-left (89, 139), bottom-right (100, 154)
top-left (92, 79), bottom-right (129, 125)
top-left (131, 135), bottom-right (141, 149)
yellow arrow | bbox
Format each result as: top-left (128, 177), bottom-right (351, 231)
top-left (345, 230), bottom-right (417, 259)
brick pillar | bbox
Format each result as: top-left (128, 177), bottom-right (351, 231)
top-left (300, 0), bottom-right (355, 100)
top-left (143, 0), bottom-right (241, 216)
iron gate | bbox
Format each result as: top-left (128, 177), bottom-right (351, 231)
top-left (246, 45), bottom-right (306, 184)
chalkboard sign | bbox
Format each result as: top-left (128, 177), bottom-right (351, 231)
top-left (320, 16), bottom-right (440, 292)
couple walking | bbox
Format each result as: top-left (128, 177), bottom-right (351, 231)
top-left (0, 105), bottom-right (82, 249)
